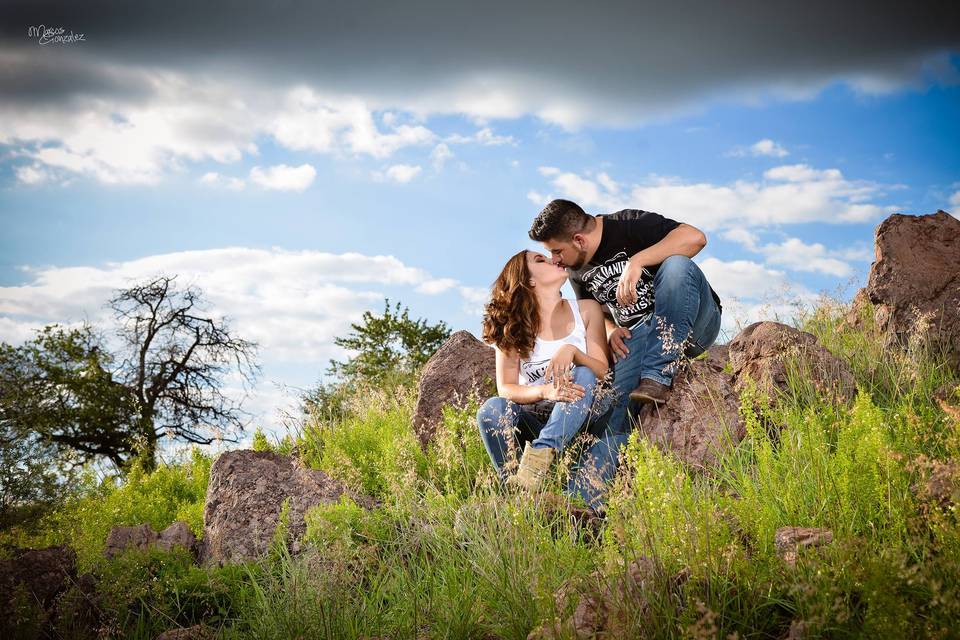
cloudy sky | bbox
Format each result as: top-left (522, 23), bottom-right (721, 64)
top-left (2, 1), bottom-right (959, 439)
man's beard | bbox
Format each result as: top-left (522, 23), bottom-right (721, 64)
top-left (568, 246), bottom-right (588, 270)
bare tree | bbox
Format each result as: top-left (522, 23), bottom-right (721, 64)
top-left (108, 275), bottom-right (260, 468)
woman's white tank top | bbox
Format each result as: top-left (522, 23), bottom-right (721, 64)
top-left (519, 300), bottom-right (587, 386)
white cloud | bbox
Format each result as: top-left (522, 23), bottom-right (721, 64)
top-left (430, 143), bottom-right (453, 171)
top-left (269, 87), bottom-right (437, 159)
top-left (727, 138), bottom-right (789, 158)
top-left (721, 228), bottom-right (759, 251)
top-left (949, 189), bottom-right (960, 209)
top-left (416, 278), bottom-right (458, 294)
top-left (13, 163), bottom-right (49, 185)
top-left (199, 171), bottom-right (246, 190)
top-left (0, 248), bottom-right (480, 363)
top-left (248, 164), bottom-right (316, 192)
top-left (761, 238), bottom-right (853, 277)
top-left (374, 163), bottom-right (422, 183)
top-left (445, 127), bottom-right (518, 146)
top-left (697, 257), bottom-right (818, 340)
top-left (534, 163), bottom-right (900, 228)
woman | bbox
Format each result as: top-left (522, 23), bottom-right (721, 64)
top-left (477, 249), bottom-right (614, 503)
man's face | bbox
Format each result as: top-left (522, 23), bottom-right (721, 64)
top-left (543, 235), bottom-right (587, 270)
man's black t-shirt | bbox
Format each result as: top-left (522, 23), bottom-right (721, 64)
top-left (569, 209), bottom-right (722, 330)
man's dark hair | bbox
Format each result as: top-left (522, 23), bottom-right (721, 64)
top-left (528, 199), bottom-right (592, 242)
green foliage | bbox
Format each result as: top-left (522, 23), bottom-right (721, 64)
top-left (13, 293), bottom-right (960, 638)
top-left (300, 382), bottom-right (428, 500)
top-left (9, 447), bottom-right (211, 571)
top-left (326, 297), bottom-right (451, 386)
top-left (0, 323), bottom-right (140, 472)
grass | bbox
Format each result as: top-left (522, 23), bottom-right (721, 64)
top-left (7, 297), bottom-right (960, 638)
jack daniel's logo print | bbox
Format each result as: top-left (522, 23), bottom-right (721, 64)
top-left (521, 358), bottom-right (550, 385)
top-left (582, 251), bottom-right (655, 329)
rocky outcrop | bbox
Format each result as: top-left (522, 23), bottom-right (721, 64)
top-left (413, 330), bottom-right (496, 447)
top-left (636, 345), bottom-right (744, 470)
top-left (850, 211), bottom-right (960, 369)
top-left (104, 521), bottom-right (198, 559)
top-left (202, 450), bottom-right (376, 565)
top-left (728, 321), bottom-right (856, 403)
top-left (0, 545), bottom-right (78, 636)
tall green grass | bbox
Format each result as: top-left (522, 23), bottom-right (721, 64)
top-left (10, 297), bottom-right (960, 638)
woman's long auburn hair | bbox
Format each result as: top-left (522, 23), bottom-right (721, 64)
top-left (481, 250), bottom-right (540, 359)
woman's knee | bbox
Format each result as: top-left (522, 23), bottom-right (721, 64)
top-left (477, 396), bottom-right (510, 427)
top-left (571, 365), bottom-right (598, 386)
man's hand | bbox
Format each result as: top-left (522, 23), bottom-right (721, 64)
top-left (544, 344), bottom-right (577, 388)
top-left (609, 327), bottom-right (631, 363)
top-left (616, 258), bottom-right (647, 307)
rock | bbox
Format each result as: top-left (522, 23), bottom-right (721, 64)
top-left (202, 450), bottom-right (376, 565)
top-left (0, 545), bottom-right (77, 609)
top-left (728, 321), bottom-right (856, 403)
top-left (853, 211), bottom-right (960, 369)
top-left (636, 351), bottom-right (744, 470)
top-left (104, 523), bottom-right (160, 558)
top-left (774, 527), bottom-right (833, 566)
top-left (154, 625), bottom-right (212, 640)
top-left (0, 545), bottom-right (78, 637)
top-left (413, 330), bottom-right (496, 447)
top-left (157, 521), bottom-right (198, 555)
top-left (702, 343), bottom-right (730, 371)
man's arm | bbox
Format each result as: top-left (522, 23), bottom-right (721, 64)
top-left (615, 223), bottom-right (707, 307)
top-left (628, 223), bottom-right (706, 268)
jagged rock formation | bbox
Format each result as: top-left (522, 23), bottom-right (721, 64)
top-left (728, 321), bottom-right (856, 403)
top-left (202, 450), bottom-right (376, 565)
top-left (413, 329), bottom-right (496, 447)
top-left (636, 345), bottom-right (744, 470)
top-left (849, 210), bottom-right (960, 370)
top-left (104, 521), bottom-right (198, 559)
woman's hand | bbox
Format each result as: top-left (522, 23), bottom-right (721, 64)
top-left (544, 344), bottom-right (577, 388)
top-left (540, 380), bottom-right (586, 403)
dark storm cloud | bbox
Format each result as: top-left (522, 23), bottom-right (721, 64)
top-left (1, 0), bottom-right (958, 122)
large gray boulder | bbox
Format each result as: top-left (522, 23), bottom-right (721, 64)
top-left (728, 321), bottom-right (856, 404)
top-left (636, 345), bottom-right (744, 470)
top-left (202, 450), bottom-right (375, 565)
top-left (413, 330), bottom-right (496, 447)
top-left (850, 211), bottom-right (960, 370)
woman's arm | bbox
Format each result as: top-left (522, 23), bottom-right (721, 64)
top-left (495, 345), bottom-right (550, 404)
top-left (496, 345), bottom-right (587, 404)
top-left (573, 299), bottom-right (610, 378)
top-left (542, 301), bottom-right (610, 385)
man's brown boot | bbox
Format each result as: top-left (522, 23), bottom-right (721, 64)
top-left (629, 378), bottom-right (672, 405)
top-left (507, 443), bottom-right (555, 492)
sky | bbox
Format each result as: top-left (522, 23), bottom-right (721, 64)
top-left (1, 1), bottom-right (959, 442)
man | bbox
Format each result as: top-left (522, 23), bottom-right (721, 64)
top-left (528, 199), bottom-right (722, 502)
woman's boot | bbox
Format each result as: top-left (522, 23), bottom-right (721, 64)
top-left (507, 442), bottom-right (555, 491)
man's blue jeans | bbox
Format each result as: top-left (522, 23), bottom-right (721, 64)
top-left (476, 365), bottom-right (615, 509)
top-left (568, 255), bottom-right (722, 507)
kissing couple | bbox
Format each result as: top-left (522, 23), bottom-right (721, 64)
top-left (476, 199), bottom-right (723, 513)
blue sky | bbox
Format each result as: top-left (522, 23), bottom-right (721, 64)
top-left (1, 3), bottom-right (958, 440)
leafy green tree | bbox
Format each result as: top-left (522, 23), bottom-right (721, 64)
top-left (327, 298), bottom-right (451, 385)
top-left (306, 299), bottom-right (451, 419)
top-left (0, 276), bottom-right (260, 472)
